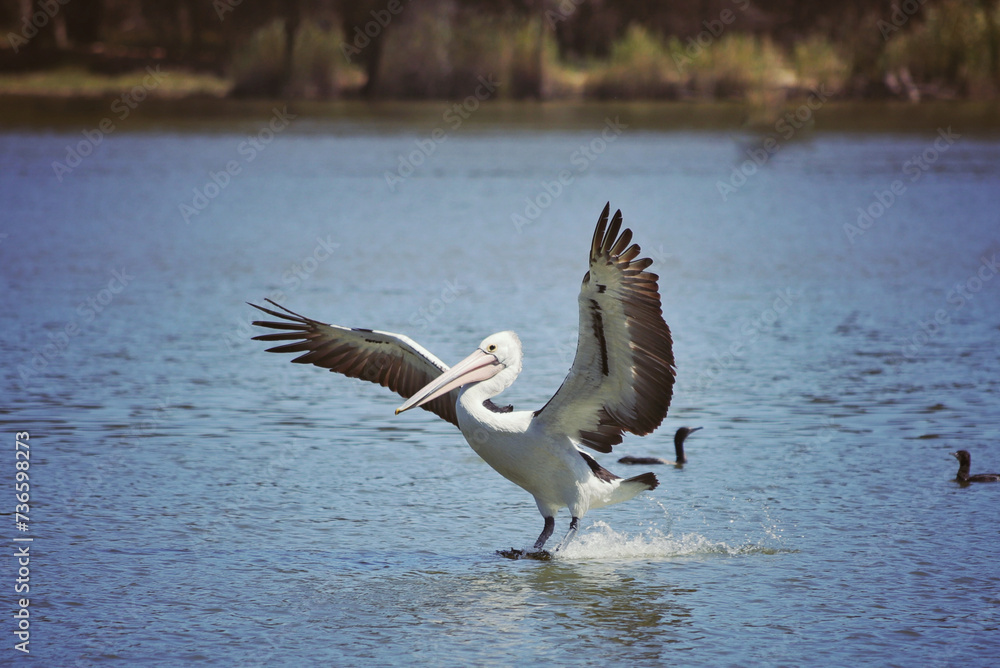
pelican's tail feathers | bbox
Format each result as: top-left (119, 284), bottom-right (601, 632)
top-left (600, 471), bottom-right (659, 507)
top-left (624, 471), bottom-right (658, 491)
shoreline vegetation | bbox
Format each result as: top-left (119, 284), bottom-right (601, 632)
top-left (1, 0), bottom-right (998, 107)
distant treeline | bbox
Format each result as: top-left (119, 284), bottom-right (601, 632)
top-left (2, 0), bottom-right (999, 100)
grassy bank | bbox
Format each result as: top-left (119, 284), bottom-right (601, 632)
top-left (0, 66), bottom-right (229, 98)
top-left (3, 97), bottom-right (1000, 135)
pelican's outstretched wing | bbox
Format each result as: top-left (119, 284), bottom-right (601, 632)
top-left (250, 300), bottom-right (460, 426)
top-left (532, 203), bottom-right (675, 453)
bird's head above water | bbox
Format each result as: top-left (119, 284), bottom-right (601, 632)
top-left (396, 331), bottom-right (522, 415)
top-left (675, 426), bottom-right (702, 445)
top-left (673, 426), bottom-right (702, 463)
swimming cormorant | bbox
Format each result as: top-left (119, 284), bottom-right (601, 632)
top-left (951, 450), bottom-right (1000, 483)
top-left (618, 427), bottom-right (702, 466)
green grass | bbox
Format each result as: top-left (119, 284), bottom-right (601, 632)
top-left (792, 35), bottom-right (850, 92)
top-left (584, 26), bottom-right (830, 101)
top-left (0, 65), bottom-right (229, 98)
top-left (585, 25), bottom-right (682, 99)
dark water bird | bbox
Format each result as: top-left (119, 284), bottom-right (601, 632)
top-left (250, 204), bottom-right (676, 554)
top-left (951, 450), bottom-right (1000, 483)
top-left (618, 426), bottom-right (702, 466)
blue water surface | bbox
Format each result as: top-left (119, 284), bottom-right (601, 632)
top-left (1, 113), bottom-right (999, 666)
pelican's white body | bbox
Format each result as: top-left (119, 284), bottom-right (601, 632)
top-left (455, 358), bottom-right (650, 522)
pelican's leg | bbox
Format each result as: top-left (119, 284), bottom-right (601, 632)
top-left (553, 517), bottom-right (580, 553)
top-left (533, 516), bottom-right (555, 550)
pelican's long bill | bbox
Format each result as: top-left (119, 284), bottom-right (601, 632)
top-left (396, 348), bottom-right (503, 415)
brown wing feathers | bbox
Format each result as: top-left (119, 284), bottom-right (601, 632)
top-left (250, 299), bottom-right (459, 426)
top-left (544, 203), bottom-right (675, 454)
top-left (596, 207), bottom-right (675, 437)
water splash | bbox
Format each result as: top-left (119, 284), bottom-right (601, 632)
top-left (553, 521), bottom-right (786, 561)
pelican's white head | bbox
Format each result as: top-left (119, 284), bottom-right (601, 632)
top-left (477, 331), bottom-right (522, 376)
top-left (395, 331), bottom-right (522, 415)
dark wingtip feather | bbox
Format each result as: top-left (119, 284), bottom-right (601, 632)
top-left (625, 471), bottom-right (659, 491)
top-left (610, 227), bottom-right (633, 257)
top-left (250, 321), bottom-right (306, 332)
top-left (634, 257), bottom-right (653, 271)
top-left (264, 298), bottom-right (316, 322)
top-left (253, 332), bottom-right (308, 342)
top-left (249, 301), bottom-right (301, 323)
top-left (605, 209), bottom-right (623, 251)
top-left (619, 244), bottom-right (641, 263)
top-left (249, 301), bottom-right (279, 317)
top-left (592, 203), bottom-right (611, 259)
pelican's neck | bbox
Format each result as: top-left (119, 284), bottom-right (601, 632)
top-left (457, 364), bottom-right (521, 423)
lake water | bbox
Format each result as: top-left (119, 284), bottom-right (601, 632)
top-left (2, 103), bottom-right (999, 666)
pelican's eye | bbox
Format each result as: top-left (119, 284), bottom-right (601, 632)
top-left (486, 344), bottom-right (497, 353)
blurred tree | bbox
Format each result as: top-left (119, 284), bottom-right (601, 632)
top-left (0, 0), bottom-right (995, 99)
top-left (337, 0), bottom-right (389, 98)
top-left (63, 0), bottom-right (103, 46)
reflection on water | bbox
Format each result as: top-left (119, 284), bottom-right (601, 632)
top-left (507, 561), bottom-right (696, 659)
top-left (2, 119), bottom-right (999, 665)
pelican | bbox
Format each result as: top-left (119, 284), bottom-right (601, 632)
top-left (618, 426), bottom-right (702, 466)
top-left (250, 203), bottom-right (676, 553)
